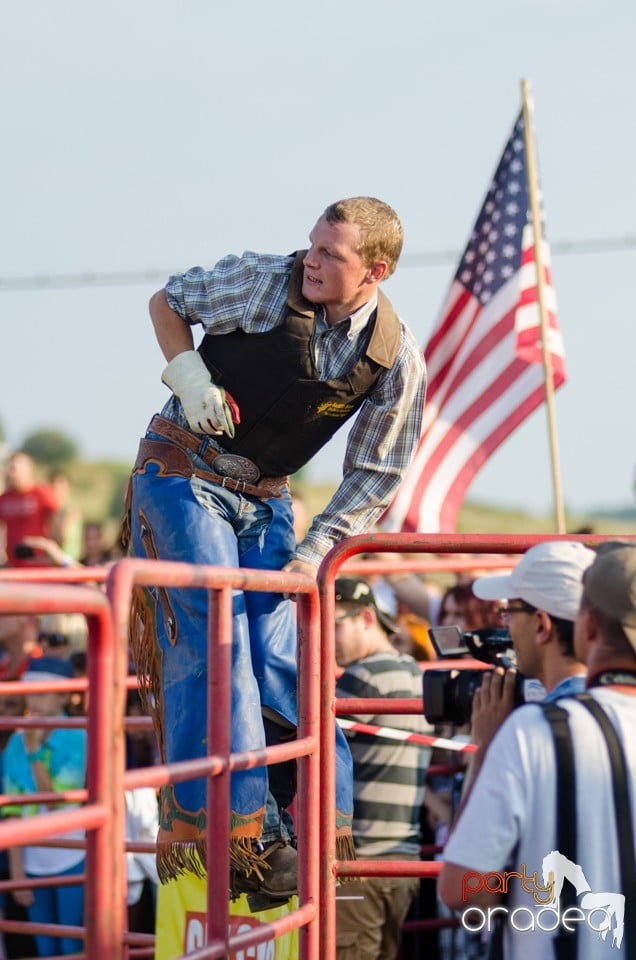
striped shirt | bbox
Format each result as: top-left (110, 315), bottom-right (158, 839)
top-left (336, 652), bottom-right (432, 857)
top-left (162, 251), bottom-right (426, 566)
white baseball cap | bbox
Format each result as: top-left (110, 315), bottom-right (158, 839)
top-left (472, 541), bottom-right (596, 622)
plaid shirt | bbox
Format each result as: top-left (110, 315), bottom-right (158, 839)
top-left (164, 251), bottom-right (426, 566)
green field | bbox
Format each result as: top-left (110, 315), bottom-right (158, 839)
top-left (60, 464), bottom-right (636, 548)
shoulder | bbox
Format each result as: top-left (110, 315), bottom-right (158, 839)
top-left (241, 251), bottom-right (295, 275)
top-left (396, 323), bottom-right (426, 377)
top-left (51, 727), bottom-right (87, 751)
top-left (38, 485), bottom-right (60, 509)
top-left (340, 652), bottom-right (421, 694)
top-left (208, 250), bottom-right (295, 282)
top-left (373, 314), bottom-right (426, 393)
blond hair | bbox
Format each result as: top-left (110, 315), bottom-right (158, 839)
top-left (323, 197), bottom-right (403, 277)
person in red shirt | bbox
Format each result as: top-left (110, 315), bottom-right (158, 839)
top-left (0, 453), bottom-right (59, 567)
top-left (0, 615), bottom-right (42, 680)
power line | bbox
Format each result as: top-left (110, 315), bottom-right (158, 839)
top-left (400, 234), bottom-right (636, 267)
top-left (1, 235), bottom-right (635, 292)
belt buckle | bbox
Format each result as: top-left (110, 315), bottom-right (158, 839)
top-left (212, 454), bottom-right (261, 484)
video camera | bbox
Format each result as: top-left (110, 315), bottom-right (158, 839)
top-left (422, 625), bottom-right (545, 725)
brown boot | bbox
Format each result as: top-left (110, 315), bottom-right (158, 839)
top-left (258, 840), bottom-right (298, 898)
top-left (230, 839), bottom-right (297, 902)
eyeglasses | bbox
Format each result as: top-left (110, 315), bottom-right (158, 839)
top-left (335, 608), bottom-right (362, 624)
top-left (496, 602), bottom-right (537, 618)
top-left (38, 632), bottom-right (69, 648)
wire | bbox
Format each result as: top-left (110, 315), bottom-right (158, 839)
top-left (1, 235), bottom-right (635, 291)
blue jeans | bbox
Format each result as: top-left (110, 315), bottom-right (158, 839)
top-left (27, 859), bottom-right (84, 956)
top-left (130, 432), bottom-right (353, 873)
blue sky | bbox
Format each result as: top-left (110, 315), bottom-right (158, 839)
top-left (2, 1), bottom-right (635, 518)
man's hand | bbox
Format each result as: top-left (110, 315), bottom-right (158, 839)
top-left (452, 668), bottom-right (517, 815)
top-left (470, 667), bottom-right (517, 752)
top-left (281, 558), bottom-right (318, 600)
top-left (161, 351), bottom-right (240, 438)
top-left (20, 536), bottom-right (75, 567)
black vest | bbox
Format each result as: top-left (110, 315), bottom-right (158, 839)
top-left (198, 252), bottom-right (401, 476)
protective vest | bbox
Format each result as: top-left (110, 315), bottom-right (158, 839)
top-left (198, 251), bottom-right (402, 476)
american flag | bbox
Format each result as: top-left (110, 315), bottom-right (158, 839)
top-left (383, 112), bottom-right (566, 533)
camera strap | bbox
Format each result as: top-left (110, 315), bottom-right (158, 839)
top-left (541, 703), bottom-right (578, 960)
top-left (588, 669), bottom-right (636, 688)
top-left (575, 693), bottom-right (636, 960)
top-left (542, 695), bottom-right (636, 960)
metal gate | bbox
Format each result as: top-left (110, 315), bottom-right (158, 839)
top-left (0, 532), bottom-right (623, 957)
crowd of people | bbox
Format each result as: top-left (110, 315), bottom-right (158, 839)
top-left (0, 452), bottom-right (157, 957)
top-left (1, 460), bottom-right (635, 959)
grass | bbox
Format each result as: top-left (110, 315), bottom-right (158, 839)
top-left (294, 482), bottom-right (636, 536)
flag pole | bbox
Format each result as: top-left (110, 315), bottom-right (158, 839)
top-left (521, 78), bottom-right (566, 533)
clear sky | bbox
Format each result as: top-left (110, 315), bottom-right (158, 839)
top-left (2, 0), bottom-right (635, 518)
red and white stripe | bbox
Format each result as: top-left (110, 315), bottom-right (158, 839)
top-left (337, 717), bottom-right (477, 754)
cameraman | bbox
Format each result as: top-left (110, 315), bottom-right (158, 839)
top-left (438, 540), bottom-right (636, 959)
top-left (466, 541), bottom-right (595, 758)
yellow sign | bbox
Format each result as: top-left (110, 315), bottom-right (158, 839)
top-left (155, 871), bottom-right (299, 959)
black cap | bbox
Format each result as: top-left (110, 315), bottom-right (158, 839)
top-left (334, 577), bottom-right (399, 635)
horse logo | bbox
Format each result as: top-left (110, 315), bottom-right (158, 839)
top-left (542, 850), bottom-right (625, 949)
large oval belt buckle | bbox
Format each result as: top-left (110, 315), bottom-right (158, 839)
top-left (212, 454), bottom-right (261, 484)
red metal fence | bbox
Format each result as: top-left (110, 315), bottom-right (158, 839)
top-left (0, 532), bottom-right (629, 958)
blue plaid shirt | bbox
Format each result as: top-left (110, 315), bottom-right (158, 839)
top-left (163, 251), bottom-right (426, 566)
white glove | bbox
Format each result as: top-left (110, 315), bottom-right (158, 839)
top-left (161, 350), bottom-right (236, 437)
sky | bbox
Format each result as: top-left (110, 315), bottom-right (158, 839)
top-left (2, 0), bottom-right (635, 520)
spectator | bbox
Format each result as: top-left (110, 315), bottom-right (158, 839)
top-left (79, 522), bottom-right (114, 567)
top-left (0, 617), bottom-right (42, 682)
top-left (37, 614), bottom-right (87, 663)
top-left (333, 577), bottom-right (433, 960)
top-left (35, 614), bottom-right (89, 722)
top-left (3, 657), bottom-right (87, 957)
top-left (15, 536), bottom-right (77, 569)
top-left (429, 578), bottom-right (512, 959)
top-left (438, 582), bottom-right (501, 632)
top-left (0, 453), bottom-right (59, 568)
top-left (471, 541), bottom-right (595, 708)
top-left (438, 540), bottom-right (636, 960)
top-left (0, 692), bottom-right (38, 960)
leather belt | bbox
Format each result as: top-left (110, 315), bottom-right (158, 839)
top-left (136, 424), bottom-right (288, 500)
top-left (150, 415), bottom-right (271, 484)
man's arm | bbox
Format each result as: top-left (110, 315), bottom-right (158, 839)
top-left (437, 706), bottom-right (536, 914)
top-left (149, 289), bottom-right (195, 362)
top-left (8, 846), bottom-right (34, 909)
top-left (150, 289), bottom-right (238, 437)
top-left (295, 330), bottom-right (426, 567)
top-left (438, 860), bottom-right (503, 911)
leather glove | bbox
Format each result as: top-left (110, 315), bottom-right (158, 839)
top-left (161, 350), bottom-right (240, 438)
